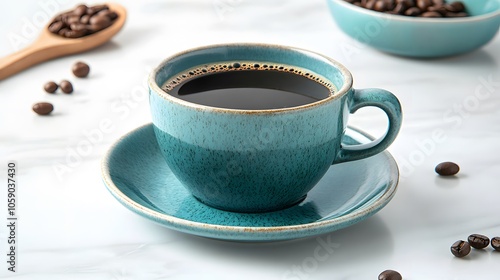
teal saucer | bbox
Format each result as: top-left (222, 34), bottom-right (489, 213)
top-left (101, 124), bottom-right (399, 241)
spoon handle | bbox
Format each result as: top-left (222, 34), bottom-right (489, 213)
top-left (0, 41), bottom-right (59, 80)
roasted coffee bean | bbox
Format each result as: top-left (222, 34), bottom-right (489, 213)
top-left (428, 5), bottom-right (447, 15)
top-left (492, 237), bottom-right (500, 251)
top-left (451, 240), bottom-right (471, 258)
top-left (72, 62), bottom-right (90, 78)
top-left (365, 0), bottom-right (377, 10)
top-left (378, 269), bottom-right (402, 280)
top-left (435, 162), bottom-right (460, 176)
top-left (48, 21), bottom-right (64, 34)
top-left (405, 7), bottom-right (421, 16)
top-left (64, 29), bottom-right (87, 38)
top-left (74, 4), bottom-right (87, 16)
top-left (107, 11), bottom-right (118, 20)
top-left (422, 11), bottom-right (442, 17)
top-left (80, 14), bottom-right (91, 24)
top-left (374, 0), bottom-right (388, 12)
top-left (58, 27), bottom-right (70, 36)
top-left (59, 80), bottom-right (73, 93)
top-left (446, 12), bottom-right (468, 17)
top-left (69, 23), bottom-right (87, 31)
top-left (446, 1), bottom-right (466, 12)
top-left (66, 15), bottom-right (81, 25)
top-left (417, 0), bottom-right (433, 11)
top-left (32, 102), bottom-right (54, 115)
top-left (468, 234), bottom-right (490, 249)
top-left (393, 3), bottom-right (407, 14)
top-left (44, 81), bottom-right (58, 93)
top-left (432, 0), bottom-right (444, 5)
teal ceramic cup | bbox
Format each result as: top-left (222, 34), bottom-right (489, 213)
top-left (149, 43), bottom-right (402, 213)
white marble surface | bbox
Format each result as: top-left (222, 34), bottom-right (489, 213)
top-left (1, 0), bottom-right (499, 279)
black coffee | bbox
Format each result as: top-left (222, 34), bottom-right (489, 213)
top-left (162, 62), bottom-right (335, 110)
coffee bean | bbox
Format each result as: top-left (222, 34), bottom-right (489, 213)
top-left (59, 80), bottom-right (73, 94)
top-left (393, 3), bottom-right (407, 14)
top-left (32, 102), bottom-right (54, 115)
top-left (374, 0), bottom-right (388, 12)
top-left (378, 269), bottom-right (402, 280)
top-left (107, 11), bottom-right (118, 21)
top-left (64, 29), bottom-right (87, 38)
top-left (80, 14), bottom-right (91, 24)
top-left (69, 23), bottom-right (88, 32)
top-left (417, 0), bottom-right (433, 11)
top-left (365, 0), bottom-right (377, 10)
top-left (468, 234), bottom-right (490, 249)
top-left (58, 27), bottom-right (70, 36)
top-left (446, 1), bottom-right (465, 12)
top-left (491, 237), bottom-right (500, 251)
top-left (48, 21), bottom-right (64, 34)
top-left (445, 12), bottom-right (468, 17)
top-left (421, 11), bottom-right (442, 17)
top-left (435, 162), bottom-right (460, 176)
top-left (428, 5), bottom-right (447, 15)
top-left (44, 81), bottom-right (58, 93)
top-left (405, 7), bottom-right (421, 16)
top-left (432, 0), bottom-right (444, 4)
top-left (451, 240), bottom-right (471, 258)
top-left (74, 4), bottom-right (87, 16)
top-left (72, 62), bottom-right (90, 78)
top-left (65, 15), bottom-right (81, 25)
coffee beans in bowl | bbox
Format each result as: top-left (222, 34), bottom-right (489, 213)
top-left (32, 102), bottom-right (54, 115)
top-left (468, 234), bottom-right (490, 249)
top-left (72, 61), bottom-right (90, 78)
top-left (48, 4), bottom-right (119, 38)
top-left (343, 0), bottom-right (469, 17)
top-left (451, 240), bottom-right (471, 257)
top-left (435, 162), bottom-right (460, 176)
top-left (378, 269), bottom-right (402, 280)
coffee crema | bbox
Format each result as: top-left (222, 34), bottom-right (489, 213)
top-left (161, 62), bottom-right (336, 110)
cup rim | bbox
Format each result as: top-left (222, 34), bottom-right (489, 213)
top-left (148, 43), bottom-right (353, 114)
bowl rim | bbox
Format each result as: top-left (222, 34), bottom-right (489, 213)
top-left (329, 0), bottom-right (500, 23)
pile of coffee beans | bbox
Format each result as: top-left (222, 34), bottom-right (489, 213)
top-left (451, 234), bottom-right (500, 258)
top-left (378, 269), bottom-right (402, 280)
top-left (48, 4), bottom-right (118, 38)
top-left (344, 0), bottom-right (469, 17)
top-left (435, 161), bottom-right (460, 176)
top-left (34, 61), bottom-right (91, 115)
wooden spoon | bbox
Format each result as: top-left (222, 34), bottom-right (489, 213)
top-left (0, 3), bottom-right (126, 80)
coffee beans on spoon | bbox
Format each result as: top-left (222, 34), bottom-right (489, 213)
top-left (344, 0), bottom-right (469, 18)
top-left (48, 4), bottom-right (119, 38)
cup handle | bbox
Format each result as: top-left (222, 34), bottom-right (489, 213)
top-left (334, 88), bottom-right (402, 164)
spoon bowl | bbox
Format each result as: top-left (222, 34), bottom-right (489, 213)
top-left (0, 2), bottom-right (126, 80)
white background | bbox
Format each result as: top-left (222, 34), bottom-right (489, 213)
top-left (1, 0), bottom-right (499, 279)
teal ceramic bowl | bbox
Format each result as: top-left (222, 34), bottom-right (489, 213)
top-left (327, 0), bottom-right (500, 57)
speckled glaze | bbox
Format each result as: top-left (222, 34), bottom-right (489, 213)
top-left (327, 0), bottom-right (500, 57)
top-left (148, 43), bottom-right (402, 213)
top-left (101, 124), bottom-right (399, 241)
